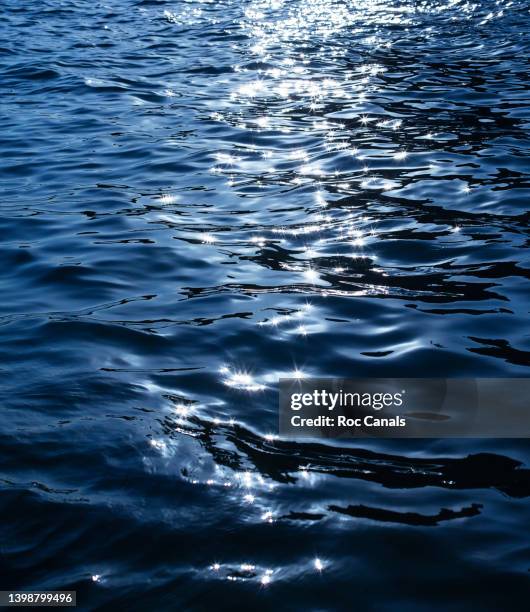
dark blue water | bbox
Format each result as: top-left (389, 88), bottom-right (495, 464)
top-left (1, 0), bottom-right (530, 609)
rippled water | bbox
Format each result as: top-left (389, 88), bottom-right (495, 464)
top-left (1, 0), bottom-right (530, 609)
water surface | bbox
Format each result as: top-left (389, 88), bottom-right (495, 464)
top-left (1, 0), bottom-right (530, 609)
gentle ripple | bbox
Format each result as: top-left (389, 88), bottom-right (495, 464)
top-left (1, 0), bottom-right (530, 609)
